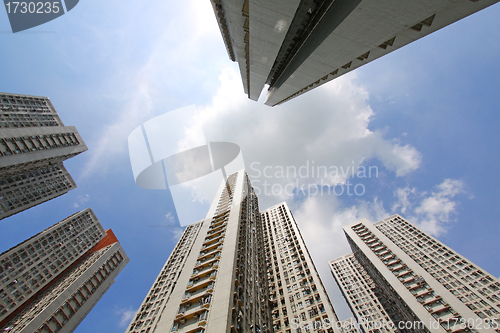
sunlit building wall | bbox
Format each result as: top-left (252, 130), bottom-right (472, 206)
top-left (0, 208), bottom-right (129, 333)
top-left (0, 92), bottom-right (87, 220)
top-left (210, 0), bottom-right (500, 106)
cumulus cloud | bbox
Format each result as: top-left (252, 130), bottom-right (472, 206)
top-left (292, 195), bottom-right (386, 264)
top-left (116, 307), bottom-right (137, 327)
top-left (73, 194), bottom-right (91, 208)
top-left (178, 67), bottom-right (422, 209)
top-left (290, 194), bottom-right (389, 320)
top-left (391, 187), bottom-right (415, 214)
top-left (414, 179), bottom-right (466, 235)
top-left (165, 212), bottom-right (176, 225)
top-left (392, 179), bottom-right (466, 236)
top-left (76, 0), bottom-right (423, 210)
top-left (288, 178), bottom-right (468, 319)
top-left (294, 178), bottom-right (467, 268)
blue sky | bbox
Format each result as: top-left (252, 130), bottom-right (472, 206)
top-left (1, 0), bottom-right (500, 332)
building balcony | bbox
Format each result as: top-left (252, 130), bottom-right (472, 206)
top-left (401, 276), bottom-right (417, 285)
top-left (186, 277), bottom-right (215, 293)
top-left (194, 257), bottom-right (219, 271)
top-left (415, 290), bottom-right (436, 299)
top-left (173, 312), bottom-right (208, 333)
top-left (429, 303), bottom-right (450, 315)
top-left (377, 249), bottom-right (390, 256)
top-left (396, 270), bottom-right (412, 278)
top-left (207, 223), bottom-right (227, 236)
top-left (197, 251), bottom-right (220, 264)
top-left (181, 290), bottom-right (212, 306)
top-left (205, 227), bottom-right (226, 241)
top-left (421, 295), bottom-right (441, 306)
top-left (201, 233), bottom-right (225, 249)
top-left (210, 219), bottom-right (227, 230)
top-left (198, 245), bottom-right (223, 259)
top-left (191, 266), bottom-right (217, 281)
top-left (200, 240), bottom-right (224, 253)
top-left (177, 302), bottom-right (208, 322)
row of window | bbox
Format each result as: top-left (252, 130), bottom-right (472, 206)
top-left (331, 255), bottom-right (396, 333)
top-left (262, 205), bottom-right (333, 333)
top-left (0, 211), bottom-right (104, 320)
top-left (378, 217), bottom-right (500, 323)
top-left (0, 132), bottom-right (80, 157)
top-left (3, 246), bottom-right (122, 332)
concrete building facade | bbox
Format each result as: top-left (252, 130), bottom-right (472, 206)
top-left (261, 202), bottom-right (340, 333)
top-left (0, 208), bottom-right (129, 333)
top-left (126, 173), bottom-right (343, 333)
top-left (330, 253), bottom-right (397, 333)
top-left (0, 92), bottom-right (87, 220)
top-left (332, 215), bottom-right (500, 333)
top-left (126, 171), bottom-right (271, 333)
top-left (210, 0), bottom-right (500, 106)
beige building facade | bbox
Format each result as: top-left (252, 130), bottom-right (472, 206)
top-left (261, 202), bottom-right (341, 333)
top-left (333, 215), bottom-right (500, 333)
top-left (330, 253), bottom-right (397, 333)
top-left (210, 0), bottom-right (500, 106)
top-left (0, 92), bottom-right (87, 220)
top-left (126, 171), bottom-right (271, 333)
top-left (0, 208), bottom-right (128, 332)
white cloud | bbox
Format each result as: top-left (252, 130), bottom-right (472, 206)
top-left (116, 307), bottom-right (137, 327)
top-left (172, 228), bottom-right (184, 241)
top-left (391, 187), bottom-right (416, 214)
top-left (292, 195), bottom-right (386, 264)
top-left (80, 69), bottom-right (155, 178)
top-left (73, 194), bottom-right (91, 208)
top-left (75, 0), bottom-right (423, 201)
top-left (180, 67), bottom-right (422, 209)
top-left (392, 179), bottom-right (466, 236)
top-left (288, 178), bottom-right (468, 319)
top-left (165, 212), bottom-right (176, 225)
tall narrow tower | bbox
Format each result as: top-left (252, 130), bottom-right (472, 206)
top-left (0, 92), bottom-right (87, 220)
top-left (125, 171), bottom-right (271, 333)
top-left (0, 208), bottom-right (129, 333)
top-left (261, 202), bottom-right (340, 333)
top-left (329, 253), bottom-right (397, 333)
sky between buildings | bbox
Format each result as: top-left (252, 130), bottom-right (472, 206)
top-left (1, 1), bottom-right (500, 332)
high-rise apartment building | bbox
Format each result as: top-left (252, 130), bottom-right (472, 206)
top-left (126, 172), bottom-right (342, 333)
top-left (126, 171), bottom-right (271, 333)
top-left (331, 215), bottom-right (500, 333)
top-left (261, 202), bottom-right (340, 332)
top-left (330, 253), bottom-right (397, 333)
top-left (210, 0), bottom-right (500, 106)
top-left (0, 92), bottom-right (87, 220)
top-left (0, 208), bottom-right (129, 333)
